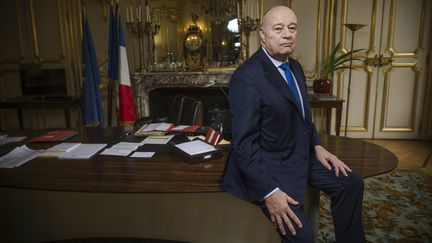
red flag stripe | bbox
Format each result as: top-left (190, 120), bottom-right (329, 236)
top-left (118, 84), bottom-right (136, 123)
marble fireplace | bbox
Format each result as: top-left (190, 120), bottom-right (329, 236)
top-left (132, 70), bottom-right (233, 125)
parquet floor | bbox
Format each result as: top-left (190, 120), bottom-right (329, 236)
top-left (365, 139), bottom-right (432, 174)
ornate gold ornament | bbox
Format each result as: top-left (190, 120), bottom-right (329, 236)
top-left (184, 13), bottom-right (206, 71)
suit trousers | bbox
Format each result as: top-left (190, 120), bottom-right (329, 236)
top-left (260, 158), bottom-right (366, 243)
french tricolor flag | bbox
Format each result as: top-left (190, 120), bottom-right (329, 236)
top-left (205, 128), bottom-right (221, 145)
top-left (117, 16), bottom-right (136, 124)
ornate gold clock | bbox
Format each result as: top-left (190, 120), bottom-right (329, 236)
top-left (184, 13), bottom-right (206, 71)
top-left (185, 33), bottom-right (203, 52)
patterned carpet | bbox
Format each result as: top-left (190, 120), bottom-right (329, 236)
top-left (317, 169), bottom-right (432, 243)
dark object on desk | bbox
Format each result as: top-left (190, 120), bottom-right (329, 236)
top-left (208, 109), bottom-right (232, 141)
top-left (135, 95), bottom-right (203, 126)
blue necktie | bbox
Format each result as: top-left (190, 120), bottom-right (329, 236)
top-left (280, 63), bottom-right (302, 107)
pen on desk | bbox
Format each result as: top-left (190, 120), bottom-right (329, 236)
top-left (121, 132), bottom-right (132, 139)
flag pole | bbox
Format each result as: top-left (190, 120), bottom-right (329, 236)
top-left (107, 2), bottom-right (118, 126)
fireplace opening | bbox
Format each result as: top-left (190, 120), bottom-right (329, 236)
top-left (148, 87), bottom-right (230, 127)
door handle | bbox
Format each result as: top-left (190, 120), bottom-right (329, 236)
top-left (364, 54), bottom-right (393, 67)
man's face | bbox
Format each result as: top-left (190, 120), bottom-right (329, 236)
top-left (259, 7), bottom-right (297, 61)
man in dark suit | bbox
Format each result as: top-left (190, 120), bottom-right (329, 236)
top-left (221, 5), bottom-right (365, 243)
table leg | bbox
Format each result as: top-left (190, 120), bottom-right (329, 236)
top-left (64, 108), bottom-right (71, 128)
top-left (335, 106), bottom-right (342, 136)
top-left (17, 108), bottom-right (24, 129)
top-left (325, 108), bottom-right (332, 135)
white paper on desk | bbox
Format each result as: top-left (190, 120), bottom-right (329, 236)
top-left (175, 140), bottom-right (217, 156)
top-left (100, 148), bottom-right (132, 156)
top-left (46, 142), bottom-right (81, 153)
top-left (141, 135), bottom-right (174, 145)
top-left (0, 145), bottom-right (44, 168)
top-left (0, 136), bottom-right (27, 146)
top-left (170, 125), bottom-right (189, 131)
top-left (111, 142), bottom-right (141, 151)
top-left (60, 143), bottom-right (107, 159)
top-left (142, 123), bottom-right (159, 132)
top-left (141, 122), bottom-right (172, 132)
top-left (154, 123), bottom-right (172, 131)
top-left (130, 152), bottom-right (155, 158)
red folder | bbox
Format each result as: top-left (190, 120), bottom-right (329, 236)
top-left (29, 130), bottom-right (78, 142)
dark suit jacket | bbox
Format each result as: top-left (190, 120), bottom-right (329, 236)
top-left (221, 48), bottom-right (321, 203)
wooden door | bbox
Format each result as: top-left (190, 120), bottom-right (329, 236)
top-left (334, 0), bottom-right (430, 138)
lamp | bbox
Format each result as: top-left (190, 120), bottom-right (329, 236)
top-left (202, 79), bottom-right (229, 100)
top-left (202, 80), bottom-right (231, 140)
top-left (343, 23), bottom-right (366, 137)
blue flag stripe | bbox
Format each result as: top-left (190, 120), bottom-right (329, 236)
top-left (82, 16), bottom-right (104, 126)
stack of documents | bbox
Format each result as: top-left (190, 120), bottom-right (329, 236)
top-left (0, 145), bottom-right (44, 168)
top-left (39, 143), bottom-right (107, 159)
top-left (99, 135), bottom-right (174, 157)
top-left (140, 135), bottom-right (174, 145)
top-left (100, 142), bottom-right (142, 156)
top-left (134, 123), bottom-right (174, 136)
top-left (45, 143), bottom-right (81, 152)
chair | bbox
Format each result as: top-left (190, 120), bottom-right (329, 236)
top-left (178, 96), bottom-right (203, 125)
top-left (135, 95), bottom-right (203, 126)
top-left (166, 95), bottom-right (186, 124)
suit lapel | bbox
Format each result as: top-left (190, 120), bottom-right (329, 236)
top-left (258, 49), bottom-right (305, 121)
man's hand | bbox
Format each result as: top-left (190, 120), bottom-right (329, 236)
top-left (264, 190), bottom-right (302, 236)
top-left (315, 145), bottom-right (352, 177)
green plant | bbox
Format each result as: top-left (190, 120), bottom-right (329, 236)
top-left (321, 42), bottom-right (364, 79)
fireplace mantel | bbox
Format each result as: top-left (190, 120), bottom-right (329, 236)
top-left (132, 70), bottom-right (233, 117)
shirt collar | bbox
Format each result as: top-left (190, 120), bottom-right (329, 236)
top-left (261, 47), bottom-right (289, 68)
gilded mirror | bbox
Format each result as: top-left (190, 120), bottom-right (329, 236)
top-left (148, 0), bottom-right (241, 70)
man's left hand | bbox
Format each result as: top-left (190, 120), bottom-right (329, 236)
top-left (314, 145), bottom-right (352, 177)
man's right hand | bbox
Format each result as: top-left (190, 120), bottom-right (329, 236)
top-left (264, 190), bottom-right (302, 236)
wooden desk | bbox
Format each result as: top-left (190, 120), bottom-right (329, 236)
top-left (0, 96), bottom-right (80, 129)
top-left (0, 127), bottom-right (397, 192)
top-left (0, 128), bottom-right (398, 242)
top-left (309, 98), bottom-right (344, 136)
